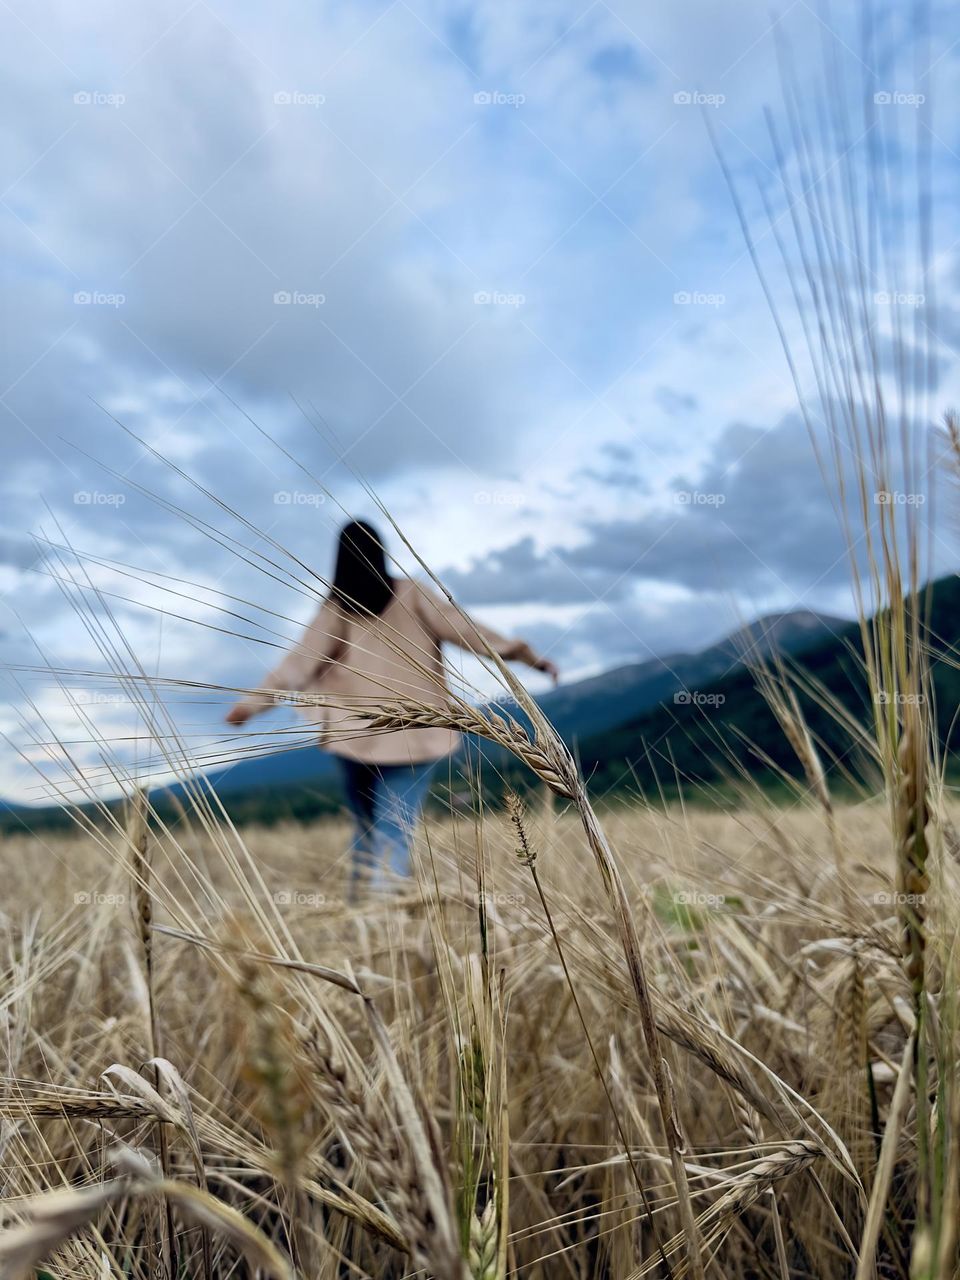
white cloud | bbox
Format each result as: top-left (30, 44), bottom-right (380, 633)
top-left (0, 0), bottom-right (957, 799)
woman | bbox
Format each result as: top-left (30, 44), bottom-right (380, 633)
top-left (226, 520), bottom-right (558, 883)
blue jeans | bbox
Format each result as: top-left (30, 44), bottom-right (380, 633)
top-left (339, 758), bottom-right (438, 884)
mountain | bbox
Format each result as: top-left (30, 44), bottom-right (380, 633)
top-left (174, 607), bottom-right (844, 803)
top-left (10, 578), bottom-right (958, 830)
top-left (574, 575), bottom-right (960, 801)
top-left (718, 610), bottom-right (844, 661)
top-left (0, 603), bottom-right (866, 830)
top-left (530, 609), bottom-right (845, 747)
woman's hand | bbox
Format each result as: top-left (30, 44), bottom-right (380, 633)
top-left (533, 655), bottom-right (560, 685)
top-left (226, 703), bottom-right (253, 727)
top-left (498, 639), bottom-right (559, 685)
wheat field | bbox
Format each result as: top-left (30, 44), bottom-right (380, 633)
top-left (1, 781), bottom-right (957, 1278)
top-left (3, 17), bottom-right (957, 1278)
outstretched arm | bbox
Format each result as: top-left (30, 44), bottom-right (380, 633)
top-left (413, 582), bottom-right (559, 684)
top-left (226, 599), bottom-right (347, 725)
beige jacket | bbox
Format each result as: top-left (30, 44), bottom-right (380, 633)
top-left (236, 578), bottom-right (528, 765)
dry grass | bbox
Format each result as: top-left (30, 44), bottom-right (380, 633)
top-left (1, 791), bottom-right (957, 1278)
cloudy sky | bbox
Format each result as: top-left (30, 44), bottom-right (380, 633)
top-left (1, 0), bottom-right (959, 802)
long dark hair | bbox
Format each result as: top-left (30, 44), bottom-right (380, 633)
top-left (330, 520), bottom-right (395, 617)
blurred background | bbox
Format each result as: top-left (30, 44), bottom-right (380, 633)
top-left (1, 0), bottom-right (958, 805)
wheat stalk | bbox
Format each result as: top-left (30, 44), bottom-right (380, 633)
top-left (895, 708), bottom-right (929, 1007)
top-left (629, 1141), bottom-right (823, 1279)
top-left (123, 786), bottom-right (179, 1280)
top-left (299, 999), bottom-right (467, 1277)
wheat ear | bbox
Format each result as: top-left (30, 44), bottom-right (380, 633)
top-left (126, 787), bottom-right (176, 1280)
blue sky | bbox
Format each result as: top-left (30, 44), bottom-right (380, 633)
top-left (1, 0), bottom-right (958, 801)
